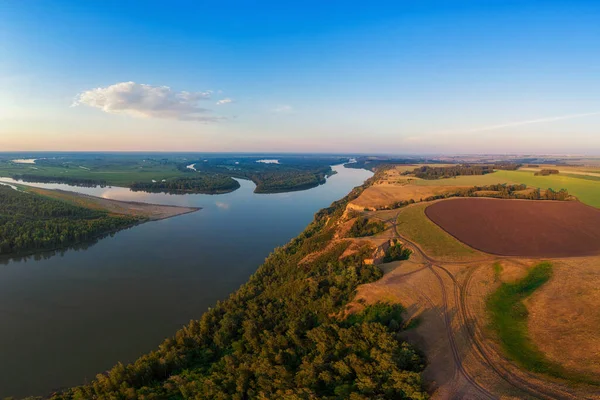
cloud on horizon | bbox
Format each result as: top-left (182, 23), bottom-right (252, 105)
top-left (216, 98), bottom-right (234, 105)
top-left (437, 111), bottom-right (600, 135)
top-left (73, 81), bottom-right (222, 122)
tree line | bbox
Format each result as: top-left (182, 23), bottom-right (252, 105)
top-left (12, 174), bottom-right (107, 187)
top-left (403, 165), bottom-right (495, 179)
top-left (130, 175), bottom-right (240, 194)
top-left (381, 184), bottom-right (571, 210)
top-left (176, 158), bottom-right (337, 193)
top-left (43, 172), bottom-right (428, 400)
top-left (534, 169), bottom-right (559, 176)
top-left (0, 186), bottom-right (139, 255)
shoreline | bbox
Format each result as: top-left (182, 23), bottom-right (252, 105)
top-left (26, 187), bottom-right (202, 221)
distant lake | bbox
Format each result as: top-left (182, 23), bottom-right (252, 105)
top-left (0, 164), bottom-right (372, 398)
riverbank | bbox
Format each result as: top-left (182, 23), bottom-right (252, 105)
top-left (26, 186), bottom-right (201, 220)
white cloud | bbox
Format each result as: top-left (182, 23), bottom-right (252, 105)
top-left (216, 98), bottom-right (234, 105)
top-left (73, 81), bottom-right (222, 122)
top-left (437, 111), bottom-right (600, 135)
top-left (273, 104), bottom-right (292, 113)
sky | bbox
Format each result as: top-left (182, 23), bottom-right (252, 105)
top-left (1, 0), bottom-right (599, 154)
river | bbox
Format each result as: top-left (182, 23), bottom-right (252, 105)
top-left (0, 164), bottom-right (372, 398)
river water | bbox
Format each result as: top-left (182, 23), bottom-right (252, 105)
top-left (0, 165), bottom-right (372, 398)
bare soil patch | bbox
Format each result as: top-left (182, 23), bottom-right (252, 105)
top-left (425, 198), bottom-right (600, 257)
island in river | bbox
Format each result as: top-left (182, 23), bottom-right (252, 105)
top-left (0, 183), bottom-right (199, 257)
top-left (0, 153), bottom-right (349, 194)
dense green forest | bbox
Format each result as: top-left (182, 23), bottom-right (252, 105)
top-left (43, 172), bottom-right (428, 400)
top-left (11, 174), bottom-right (107, 187)
top-left (130, 175), bottom-right (240, 194)
top-left (348, 216), bottom-right (386, 237)
top-left (0, 186), bottom-right (139, 255)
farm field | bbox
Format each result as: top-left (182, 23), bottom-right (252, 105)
top-left (425, 198), bottom-right (600, 257)
top-left (493, 170), bottom-right (600, 208)
top-left (519, 164), bottom-right (600, 177)
top-left (342, 163), bottom-right (600, 399)
top-left (350, 183), bottom-right (467, 209)
top-left (527, 257), bottom-right (600, 379)
top-left (350, 202), bottom-right (600, 399)
top-left (411, 172), bottom-right (519, 187)
top-left (394, 203), bottom-right (479, 260)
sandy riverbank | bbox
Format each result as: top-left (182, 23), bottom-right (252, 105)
top-left (28, 187), bottom-right (201, 220)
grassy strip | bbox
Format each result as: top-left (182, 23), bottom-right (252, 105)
top-left (396, 203), bottom-right (477, 260)
top-left (560, 173), bottom-right (600, 182)
top-left (487, 262), bottom-right (562, 374)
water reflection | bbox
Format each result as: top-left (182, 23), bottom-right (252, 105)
top-left (0, 165), bottom-right (372, 398)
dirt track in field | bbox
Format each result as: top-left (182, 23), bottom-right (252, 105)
top-left (425, 198), bottom-right (600, 257)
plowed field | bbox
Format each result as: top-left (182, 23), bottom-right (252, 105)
top-left (425, 198), bottom-right (600, 257)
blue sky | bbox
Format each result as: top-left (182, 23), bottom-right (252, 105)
top-left (1, 0), bottom-right (599, 153)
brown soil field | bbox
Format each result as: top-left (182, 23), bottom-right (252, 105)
top-left (425, 198), bottom-right (600, 257)
top-left (329, 198), bottom-right (600, 398)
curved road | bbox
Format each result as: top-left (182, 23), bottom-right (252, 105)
top-left (370, 210), bottom-right (593, 400)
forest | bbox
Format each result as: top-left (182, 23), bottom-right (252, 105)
top-left (130, 175), bottom-right (240, 194)
top-left (404, 165), bottom-right (495, 179)
top-left (348, 216), bottom-right (386, 237)
top-left (0, 154), bottom-right (348, 194)
top-left (178, 157), bottom-right (341, 193)
top-left (44, 172), bottom-right (428, 400)
top-left (0, 186), bottom-right (139, 255)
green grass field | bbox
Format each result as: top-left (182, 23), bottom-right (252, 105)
top-left (412, 173), bottom-right (519, 187)
top-left (0, 161), bottom-right (188, 186)
top-left (395, 203), bottom-right (477, 260)
top-left (412, 170), bottom-right (600, 208)
top-left (493, 170), bottom-right (600, 208)
top-left (487, 263), bottom-right (558, 374)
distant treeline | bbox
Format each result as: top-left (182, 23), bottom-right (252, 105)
top-left (177, 157), bottom-right (340, 193)
top-left (130, 175), bottom-right (240, 194)
top-left (11, 174), bottom-right (107, 187)
top-left (344, 157), bottom-right (428, 172)
top-left (534, 169), bottom-right (559, 176)
top-left (400, 163), bottom-right (522, 180)
top-left (48, 171), bottom-right (428, 400)
top-left (381, 184), bottom-right (571, 210)
top-left (0, 186), bottom-right (139, 255)
top-left (404, 165), bottom-right (494, 179)
top-left (492, 163), bottom-right (522, 171)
